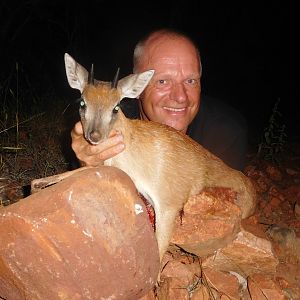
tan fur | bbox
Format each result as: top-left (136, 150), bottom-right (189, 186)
top-left (87, 93), bottom-right (257, 262)
top-left (83, 84), bottom-right (119, 107)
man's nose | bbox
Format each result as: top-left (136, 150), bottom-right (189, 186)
top-left (169, 82), bottom-right (188, 103)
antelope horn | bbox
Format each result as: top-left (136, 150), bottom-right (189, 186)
top-left (88, 64), bottom-right (94, 85)
top-left (111, 67), bottom-right (120, 88)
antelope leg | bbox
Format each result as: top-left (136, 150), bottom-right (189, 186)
top-left (31, 167), bottom-right (90, 193)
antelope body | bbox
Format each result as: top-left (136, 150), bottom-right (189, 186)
top-left (64, 53), bottom-right (256, 262)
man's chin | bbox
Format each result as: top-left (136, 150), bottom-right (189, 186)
top-left (164, 120), bottom-right (187, 132)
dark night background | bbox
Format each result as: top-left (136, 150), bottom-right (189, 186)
top-left (1, 1), bottom-right (288, 146)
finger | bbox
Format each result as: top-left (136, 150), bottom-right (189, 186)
top-left (108, 129), bottom-right (122, 138)
top-left (80, 142), bottom-right (125, 166)
top-left (86, 133), bottom-right (124, 156)
top-left (96, 143), bottom-right (125, 161)
top-left (71, 122), bottom-right (84, 138)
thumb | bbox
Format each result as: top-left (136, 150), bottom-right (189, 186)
top-left (72, 121), bottom-right (84, 137)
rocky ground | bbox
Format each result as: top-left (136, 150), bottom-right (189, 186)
top-left (0, 116), bottom-right (300, 299)
top-left (138, 143), bottom-right (300, 299)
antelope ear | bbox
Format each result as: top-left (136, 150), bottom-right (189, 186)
top-left (117, 70), bottom-right (154, 100)
top-left (64, 53), bottom-right (88, 93)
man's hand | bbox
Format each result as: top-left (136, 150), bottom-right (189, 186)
top-left (71, 122), bottom-right (125, 167)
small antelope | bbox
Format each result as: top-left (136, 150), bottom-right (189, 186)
top-left (64, 53), bottom-right (256, 263)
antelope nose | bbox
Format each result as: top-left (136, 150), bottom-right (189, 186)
top-left (89, 130), bottom-right (102, 144)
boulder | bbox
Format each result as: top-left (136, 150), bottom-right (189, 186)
top-left (203, 227), bottom-right (279, 277)
top-left (0, 166), bottom-right (159, 300)
top-left (171, 188), bottom-right (242, 257)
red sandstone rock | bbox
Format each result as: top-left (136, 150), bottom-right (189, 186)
top-left (141, 250), bottom-right (204, 299)
top-left (171, 188), bottom-right (242, 257)
top-left (203, 227), bottom-right (279, 277)
top-left (190, 285), bottom-right (211, 300)
top-left (0, 166), bottom-right (159, 300)
top-left (160, 251), bottom-right (201, 285)
top-left (265, 164), bottom-right (283, 181)
top-left (203, 268), bottom-right (243, 300)
top-left (247, 273), bottom-right (286, 300)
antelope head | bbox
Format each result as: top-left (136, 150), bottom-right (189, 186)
top-left (64, 53), bottom-right (154, 144)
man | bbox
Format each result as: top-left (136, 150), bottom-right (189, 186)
top-left (71, 29), bottom-right (248, 171)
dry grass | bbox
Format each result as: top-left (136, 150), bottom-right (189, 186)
top-left (0, 97), bottom-right (77, 205)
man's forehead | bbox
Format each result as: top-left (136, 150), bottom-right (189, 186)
top-left (143, 38), bottom-right (198, 62)
top-left (145, 55), bottom-right (200, 76)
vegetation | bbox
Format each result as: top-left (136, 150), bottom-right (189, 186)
top-left (0, 61), bottom-right (76, 206)
top-left (256, 98), bottom-right (287, 164)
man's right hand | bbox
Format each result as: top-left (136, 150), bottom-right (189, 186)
top-left (71, 122), bottom-right (125, 167)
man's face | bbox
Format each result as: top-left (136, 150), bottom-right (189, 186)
top-left (137, 36), bottom-right (201, 133)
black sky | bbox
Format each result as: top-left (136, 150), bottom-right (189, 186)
top-left (1, 1), bottom-right (288, 143)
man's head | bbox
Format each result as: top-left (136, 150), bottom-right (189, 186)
top-left (133, 29), bottom-right (202, 133)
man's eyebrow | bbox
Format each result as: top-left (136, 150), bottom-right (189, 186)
top-left (150, 72), bottom-right (201, 78)
top-left (151, 72), bottom-right (171, 76)
top-left (188, 73), bottom-right (201, 78)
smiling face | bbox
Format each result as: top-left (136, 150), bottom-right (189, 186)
top-left (135, 33), bottom-right (201, 133)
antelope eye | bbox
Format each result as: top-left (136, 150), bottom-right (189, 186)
top-left (79, 99), bottom-right (86, 108)
top-left (113, 104), bottom-right (120, 114)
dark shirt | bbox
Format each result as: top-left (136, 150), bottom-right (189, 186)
top-left (187, 95), bottom-right (248, 171)
top-left (121, 95), bottom-right (248, 171)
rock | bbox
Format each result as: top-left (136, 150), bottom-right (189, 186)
top-left (160, 252), bottom-right (201, 285)
top-left (245, 166), bottom-right (272, 193)
top-left (265, 164), bottom-right (283, 181)
top-left (286, 168), bottom-right (298, 176)
top-left (157, 277), bottom-right (190, 299)
top-left (171, 188), bottom-right (242, 257)
top-left (247, 273), bottom-right (286, 300)
top-left (144, 253), bottom-right (250, 299)
top-left (0, 179), bottom-right (23, 206)
top-left (203, 227), bottom-right (279, 277)
top-left (267, 225), bottom-right (297, 246)
top-left (158, 251), bottom-right (201, 299)
top-left (141, 251), bottom-right (204, 299)
top-left (0, 166), bottom-right (159, 300)
top-left (202, 268), bottom-right (245, 300)
top-left (190, 284), bottom-right (211, 300)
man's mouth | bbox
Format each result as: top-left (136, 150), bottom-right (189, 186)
top-left (163, 107), bottom-right (186, 112)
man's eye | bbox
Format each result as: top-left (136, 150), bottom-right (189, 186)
top-left (185, 78), bottom-right (198, 85)
top-left (158, 79), bottom-right (167, 85)
top-left (155, 79), bottom-right (171, 88)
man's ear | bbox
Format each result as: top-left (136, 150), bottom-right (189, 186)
top-left (117, 70), bottom-right (154, 100)
top-left (64, 53), bottom-right (88, 93)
